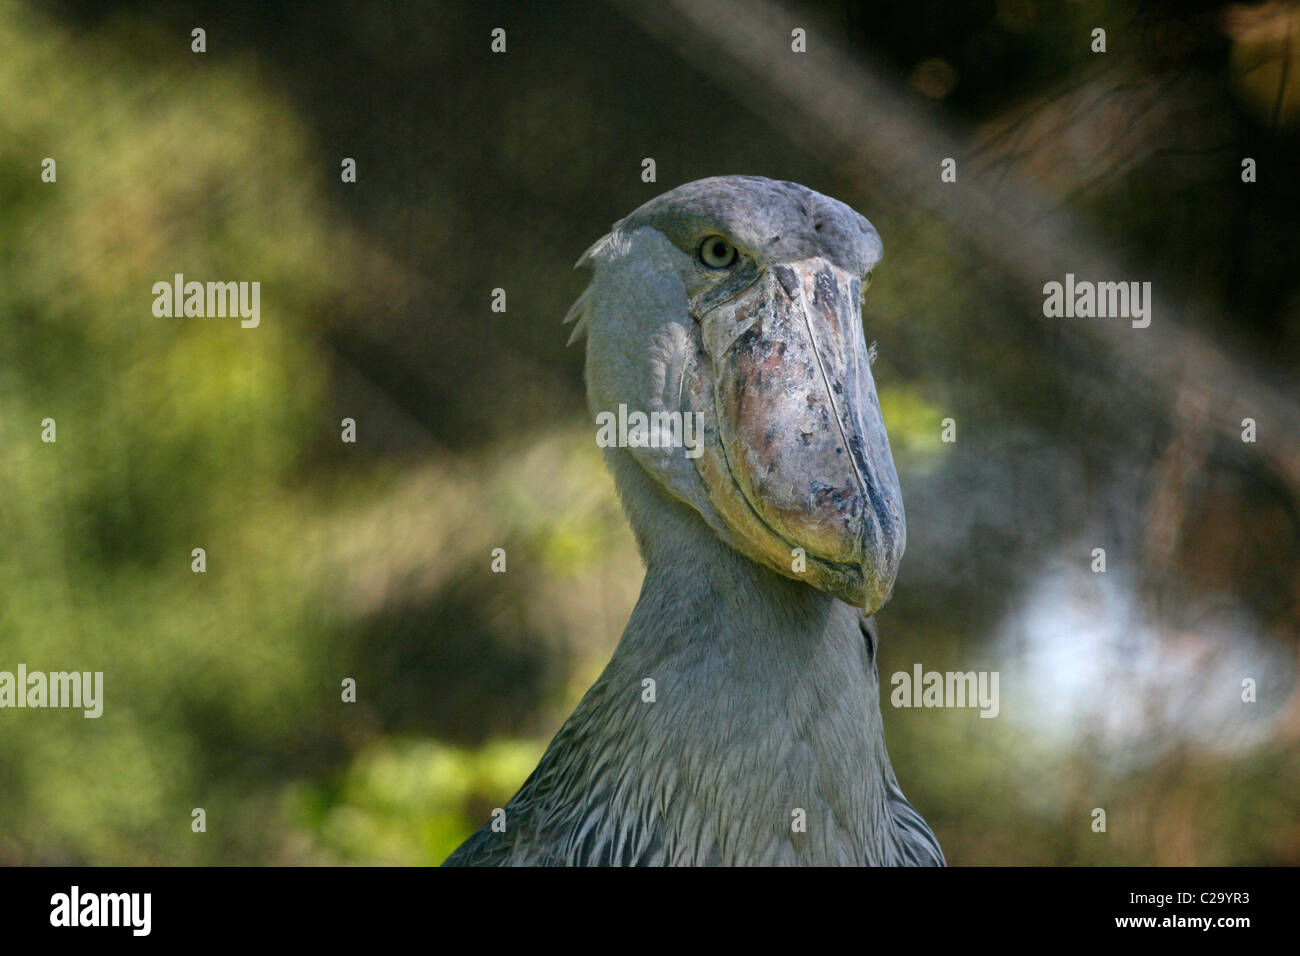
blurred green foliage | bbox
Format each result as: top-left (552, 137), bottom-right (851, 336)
top-left (0, 0), bottom-right (343, 862)
top-left (0, 1), bottom-right (635, 860)
top-left (286, 738), bottom-right (544, 865)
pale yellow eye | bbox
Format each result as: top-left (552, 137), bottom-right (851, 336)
top-left (698, 235), bottom-right (737, 268)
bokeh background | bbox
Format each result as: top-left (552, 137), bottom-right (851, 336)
top-left (1, 0), bottom-right (1297, 865)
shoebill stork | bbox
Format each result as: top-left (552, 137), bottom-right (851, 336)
top-left (445, 175), bottom-right (942, 866)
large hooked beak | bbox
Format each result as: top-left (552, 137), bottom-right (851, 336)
top-left (688, 258), bottom-right (905, 611)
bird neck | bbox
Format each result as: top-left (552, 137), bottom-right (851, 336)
top-left (606, 443), bottom-right (863, 664)
top-left (614, 449), bottom-right (863, 688)
top-left (559, 448), bottom-right (902, 863)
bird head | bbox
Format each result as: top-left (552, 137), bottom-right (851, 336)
top-left (569, 176), bottom-right (904, 613)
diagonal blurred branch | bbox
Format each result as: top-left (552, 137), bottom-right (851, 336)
top-left (607, 0), bottom-right (1300, 488)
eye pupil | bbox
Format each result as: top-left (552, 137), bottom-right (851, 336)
top-left (699, 235), bottom-right (736, 268)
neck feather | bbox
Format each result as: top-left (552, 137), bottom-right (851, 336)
top-left (503, 449), bottom-right (919, 865)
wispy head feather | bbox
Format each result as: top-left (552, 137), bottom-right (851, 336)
top-left (563, 230), bottom-right (624, 345)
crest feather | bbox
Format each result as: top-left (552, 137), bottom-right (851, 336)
top-left (562, 230), bottom-right (622, 345)
top-left (563, 285), bottom-right (595, 345)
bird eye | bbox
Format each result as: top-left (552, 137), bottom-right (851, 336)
top-left (859, 270), bottom-right (874, 311)
top-left (698, 235), bottom-right (737, 269)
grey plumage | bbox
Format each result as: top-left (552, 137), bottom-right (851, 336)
top-left (445, 176), bottom-right (942, 867)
